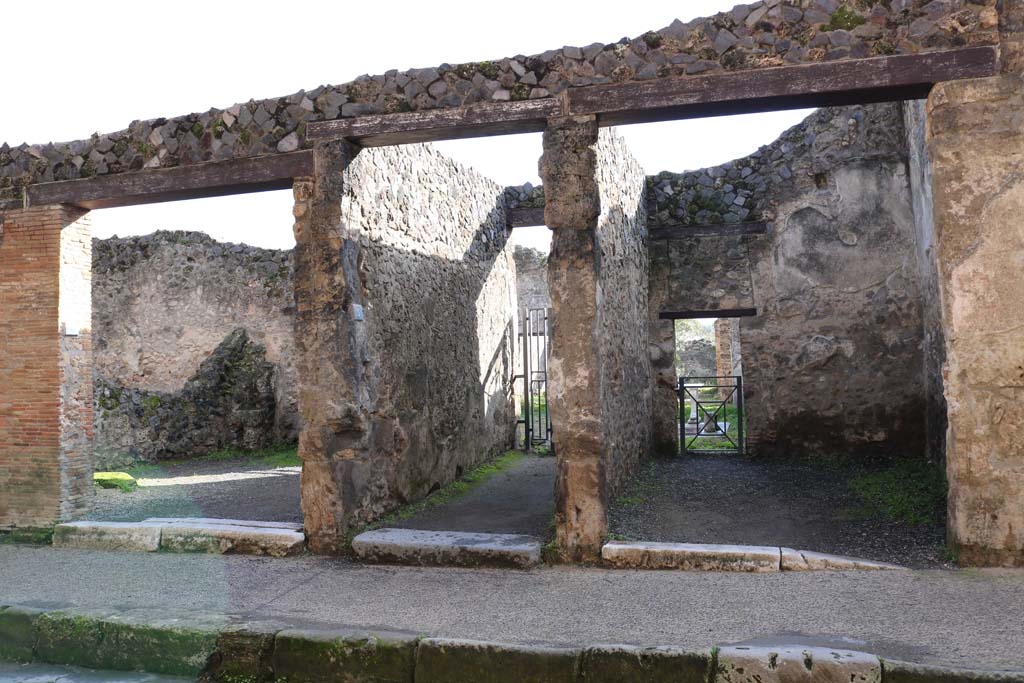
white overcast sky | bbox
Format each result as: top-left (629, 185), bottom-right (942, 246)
top-left (3, 0), bottom-right (812, 251)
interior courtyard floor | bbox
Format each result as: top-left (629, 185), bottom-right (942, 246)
top-left (608, 453), bottom-right (949, 568)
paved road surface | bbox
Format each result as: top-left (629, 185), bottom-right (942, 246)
top-left (1, 546), bottom-right (1021, 671)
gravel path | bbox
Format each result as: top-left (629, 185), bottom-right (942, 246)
top-left (608, 454), bottom-right (948, 568)
top-left (91, 456), bottom-right (301, 523)
top-left (392, 454), bottom-right (555, 537)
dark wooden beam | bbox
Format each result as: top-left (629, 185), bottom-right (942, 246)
top-left (660, 308), bottom-right (758, 320)
top-left (307, 99), bottom-right (563, 147)
top-left (650, 221), bottom-right (768, 239)
top-left (26, 151), bottom-right (313, 210)
top-left (508, 207), bottom-right (546, 227)
top-left (570, 46), bottom-right (997, 126)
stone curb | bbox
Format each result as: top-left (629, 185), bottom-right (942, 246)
top-left (352, 528), bottom-right (542, 569)
top-left (1, 603), bottom-right (1022, 682)
top-left (51, 518), bottom-right (305, 557)
top-left (602, 540), bottom-right (906, 572)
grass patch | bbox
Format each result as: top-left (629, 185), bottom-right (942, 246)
top-left (124, 444), bottom-right (299, 478)
top-left (93, 471), bottom-right (138, 493)
top-left (851, 459), bottom-right (947, 526)
top-left (0, 527), bottom-right (54, 545)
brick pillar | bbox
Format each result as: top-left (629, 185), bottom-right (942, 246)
top-left (291, 140), bottom-right (370, 554)
top-left (0, 205), bottom-right (93, 529)
top-left (928, 70), bottom-right (1024, 566)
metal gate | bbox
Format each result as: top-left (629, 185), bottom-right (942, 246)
top-left (519, 307), bottom-right (552, 450)
top-left (678, 375), bottom-right (744, 455)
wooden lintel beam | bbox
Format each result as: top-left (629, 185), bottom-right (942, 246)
top-left (307, 99), bottom-right (563, 147)
top-left (508, 207), bottom-right (546, 228)
top-left (650, 221), bottom-right (768, 239)
top-left (25, 151), bottom-right (313, 210)
top-left (571, 46), bottom-right (998, 126)
top-left (660, 308), bottom-right (758, 319)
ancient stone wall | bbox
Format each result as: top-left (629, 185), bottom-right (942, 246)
top-left (594, 130), bottom-right (652, 496)
top-left (295, 143), bottom-right (517, 550)
top-left (904, 100), bottom-right (948, 463)
top-left (648, 104), bottom-right (928, 458)
top-left (0, 1), bottom-right (997, 205)
top-left (512, 246), bottom-right (551, 311)
top-left (927, 73), bottom-right (1024, 566)
top-left (679, 339), bottom-right (717, 378)
top-left (91, 232), bottom-right (297, 463)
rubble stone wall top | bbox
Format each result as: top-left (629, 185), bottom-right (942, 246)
top-left (0, 0), bottom-right (997, 205)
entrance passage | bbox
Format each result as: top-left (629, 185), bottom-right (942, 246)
top-left (519, 307), bottom-right (552, 451)
top-left (678, 375), bottom-right (745, 455)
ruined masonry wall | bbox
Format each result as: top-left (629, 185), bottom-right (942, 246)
top-left (0, 0), bottom-right (997, 205)
top-left (595, 129), bottom-right (652, 496)
top-left (927, 73), bottom-right (1024, 566)
top-left (338, 143), bottom-right (518, 526)
top-left (512, 246), bottom-right (551, 311)
top-left (649, 104), bottom-right (927, 458)
top-left (91, 232), bottom-right (297, 463)
top-left (904, 100), bottom-right (948, 463)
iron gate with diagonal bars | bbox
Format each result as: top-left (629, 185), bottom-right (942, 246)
top-left (519, 307), bottom-right (552, 450)
top-left (678, 375), bottom-right (745, 455)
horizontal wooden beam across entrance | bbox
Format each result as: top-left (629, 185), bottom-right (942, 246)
top-left (660, 308), bottom-right (758, 320)
top-left (24, 151), bottom-right (313, 210)
top-left (649, 221), bottom-right (768, 239)
top-left (572, 45), bottom-right (997, 126)
top-left (308, 47), bottom-right (997, 146)
top-left (307, 99), bottom-right (563, 147)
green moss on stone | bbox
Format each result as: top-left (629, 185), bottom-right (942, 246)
top-left (94, 471), bottom-right (138, 493)
top-left (826, 6), bottom-right (867, 30)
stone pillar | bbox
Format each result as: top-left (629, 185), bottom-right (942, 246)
top-left (0, 205), bottom-right (94, 529)
top-left (648, 243), bottom-right (679, 455)
top-left (543, 116), bottom-right (605, 562)
top-left (927, 70), bottom-right (1024, 566)
top-left (542, 116), bottom-right (651, 561)
top-left (291, 140), bottom-right (368, 554)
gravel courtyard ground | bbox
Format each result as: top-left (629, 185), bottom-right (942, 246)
top-left (608, 454), bottom-right (949, 568)
top-left (91, 453), bottom-right (301, 524)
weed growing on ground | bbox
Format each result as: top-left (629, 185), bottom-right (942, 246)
top-left (345, 450), bottom-right (526, 547)
top-left (124, 444), bottom-right (300, 478)
top-left (851, 459), bottom-right (947, 526)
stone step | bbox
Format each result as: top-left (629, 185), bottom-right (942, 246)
top-left (601, 540), bottom-right (906, 571)
top-left (143, 517), bottom-right (303, 531)
top-left (352, 528), bottom-right (542, 569)
top-left (53, 519), bottom-right (305, 557)
top-left (602, 541), bottom-right (782, 571)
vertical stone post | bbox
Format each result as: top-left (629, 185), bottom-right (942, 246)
top-left (542, 116), bottom-right (652, 561)
top-left (0, 205), bottom-right (93, 529)
top-left (927, 55), bottom-right (1024, 564)
top-left (648, 243), bottom-right (680, 455)
top-left (291, 139), bottom-right (367, 554)
top-left (542, 116), bottom-right (606, 561)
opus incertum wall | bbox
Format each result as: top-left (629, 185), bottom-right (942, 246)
top-left (0, 0), bottom-right (1019, 565)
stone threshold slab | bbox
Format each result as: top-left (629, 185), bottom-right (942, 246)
top-left (52, 519), bottom-right (305, 557)
top-left (4, 602), bottom-right (1021, 682)
top-left (352, 528), bottom-right (542, 569)
top-left (602, 541), bottom-right (905, 572)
